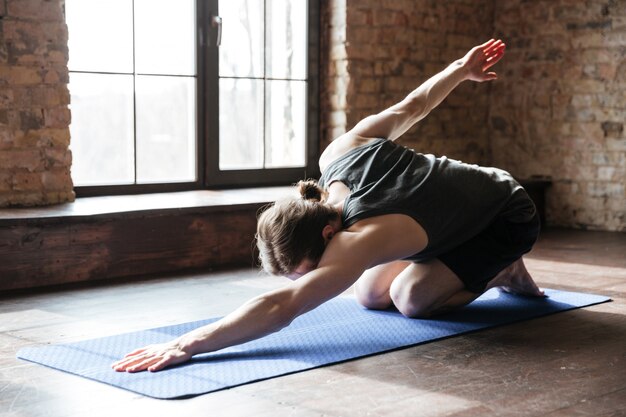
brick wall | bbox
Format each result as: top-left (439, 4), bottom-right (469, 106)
top-left (491, 0), bottom-right (625, 231)
top-left (1, 0), bottom-right (623, 229)
top-left (0, 0), bottom-right (74, 207)
top-left (321, 0), bottom-right (625, 231)
top-left (321, 0), bottom-right (495, 165)
top-left (320, 0), bottom-right (348, 151)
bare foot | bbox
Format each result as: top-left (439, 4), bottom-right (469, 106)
top-left (487, 258), bottom-right (545, 297)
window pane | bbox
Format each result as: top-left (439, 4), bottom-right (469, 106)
top-left (219, 78), bottom-right (263, 170)
top-left (69, 73), bottom-right (134, 186)
top-left (134, 0), bottom-right (196, 75)
top-left (266, 0), bottom-right (307, 80)
top-left (65, 0), bottom-right (133, 73)
top-left (219, 0), bottom-right (264, 78)
top-left (135, 76), bottom-right (196, 183)
top-left (265, 80), bottom-right (306, 168)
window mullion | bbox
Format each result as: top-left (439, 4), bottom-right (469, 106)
top-left (262, 0), bottom-right (267, 169)
top-left (204, 0), bottom-right (318, 187)
top-left (131, 0), bottom-right (138, 185)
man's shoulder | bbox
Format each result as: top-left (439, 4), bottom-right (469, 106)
top-left (340, 214), bottom-right (429, 265)
top-left (319, 134), bottom-right (378, 173)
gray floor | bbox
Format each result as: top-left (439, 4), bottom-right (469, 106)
top-left (1, 228), bottom-right (625, 417)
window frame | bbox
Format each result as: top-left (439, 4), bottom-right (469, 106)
top-left (74, 0), bottom-right (320, 197)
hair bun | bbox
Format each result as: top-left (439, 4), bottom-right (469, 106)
top-left (297, 179), bottom-right (324, 202)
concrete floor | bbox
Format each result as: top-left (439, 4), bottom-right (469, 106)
top-left (1, 228), bottom-right (625, 416)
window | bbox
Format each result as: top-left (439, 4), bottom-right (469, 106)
top-left (65, 0), bottom-right (319, 195)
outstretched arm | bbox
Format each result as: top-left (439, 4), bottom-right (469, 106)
top-left (112, 232), bottom-right (380, 373)
top-left (111, 268), bottom-right (355, 373)
top-left (320, 39), bottom-right (505, 170)
top-left (112, 214), bottom-right (425, 373)
top-left (352, 38), bottom-right (505, 141)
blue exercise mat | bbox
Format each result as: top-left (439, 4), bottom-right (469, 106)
top-left (17, 288), bottom-right (609, 399)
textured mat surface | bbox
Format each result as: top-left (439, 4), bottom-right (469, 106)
top-left (17, 288), bottom-right (609, 399)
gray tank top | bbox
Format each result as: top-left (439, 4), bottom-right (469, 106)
top-left (319, 139), bottom-right (536, 261)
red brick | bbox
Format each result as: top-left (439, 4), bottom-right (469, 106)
top-left (357, 78), bottom-right (381, 93)
top-left (41, 169), bottom-right (72, 190)
top-left (346, 9), bottom-right (373, 26)
top-left (7, 0), bottom-right (63, 21)
top-left (43, 189), bottom-right (75, 204)
top-left (9, 66), bottom-right (42, 85)
top-left (0, 88), bottom-right (13, 109)
top-left (43, 107), bottom-right (70, 128)
top-left (1, 148), bottom-right (46, 170)
top-left (352, 93), bottom-right (379, 109)
top-left (11, 171), bottom-right (43, 191)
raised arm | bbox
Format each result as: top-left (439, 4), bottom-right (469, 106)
top-left (320, 39), bottom-right (505, 170)
top-left (351, 39), bottom-right (505, 141)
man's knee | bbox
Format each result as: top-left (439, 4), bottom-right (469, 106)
top-left (354, 283), bottom-right (392, 310)
top-left (393, 298), bottom-right (433, 318)
top-left (389, 280), bottom-right (433, 318)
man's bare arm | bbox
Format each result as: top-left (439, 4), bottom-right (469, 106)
top-left (320, 39), bottom-right (505, 171)
top-left (351, 39), bottom-right (505, 141)
top-left (111, 214), bottom-right (426, 373)
top-left (110, 233), bottom-right (376, 373)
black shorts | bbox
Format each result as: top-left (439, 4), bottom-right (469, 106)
top-left (435, 212), bottom-right (541, 293)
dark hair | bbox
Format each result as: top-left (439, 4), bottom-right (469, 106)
top-left (256, 179), bottom-right (338, 276)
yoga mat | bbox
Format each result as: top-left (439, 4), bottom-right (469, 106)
top-left (17, 288), bottom-right (609, 399)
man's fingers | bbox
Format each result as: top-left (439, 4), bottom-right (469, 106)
top-left (148, 357), bottom-right (172, 372)
top-left (112, 355), bottom-right (144, 371)
top-left (113, 351), bottom-right (182, 372)
top-left (127, 356), bottom-right (162, 373)
top-left (486, 43), bottom-right (505, 56)
top-left (484, 39), bottom-right (504, 54)
top-left (112, 352), bottom-right (153, 371)
top-left (485, 50), bottom-right (504, 64)
top-left (148, 350), bottom-right (191, 372)
top-left (480, 38), bottom-right (496, 48)
top-left (484, 46), bottom-right (505, 62)
top-left (483, 46), bottom-right (505, 70)
top-left (112, 355), bottom-right (137, 368)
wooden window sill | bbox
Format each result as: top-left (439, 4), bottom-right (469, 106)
top-left (0, 187), bottom-right (294, 292)
top-left (0, 187), bottom-right (294, 224)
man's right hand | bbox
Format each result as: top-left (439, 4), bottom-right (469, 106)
top-left (112, 339), bottom-right (193, 373)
